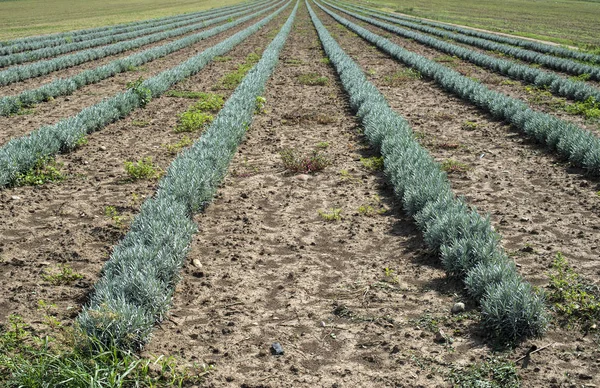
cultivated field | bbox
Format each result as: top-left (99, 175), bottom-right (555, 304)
top-left (0, 0), bottom-right (599, 387)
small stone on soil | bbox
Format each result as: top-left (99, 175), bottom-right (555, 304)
top-left (271, 342), bottom-right (284, 356)
top-left (296, 174), bottom-right (310, 181)
top-left (451, 302), bottom-right (465, 314)
top-left (435, 329), bottom-right (448, 343)
top-left (192, 258), bottom-right (202, 268)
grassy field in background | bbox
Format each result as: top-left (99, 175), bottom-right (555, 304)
top-left (348, 0), bottom-right (600, 48)
top-left (0, 0), bottom-right (247, 41)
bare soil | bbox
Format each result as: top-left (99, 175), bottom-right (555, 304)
top-left (1, 3), bottom-right (599, 388)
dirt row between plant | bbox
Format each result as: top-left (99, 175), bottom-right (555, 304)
top-left (141, 3), bottom-right (484, 387)
top-left (0, 6), bottom-right (290, 345)
top-left (313, 4), bottom-right (600, 387)
top-left (0, 12), bottom-right (278, 146)
top-left (332, 7), bottom-right (600, 133)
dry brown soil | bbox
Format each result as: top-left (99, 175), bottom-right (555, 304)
top-left (1, 2), bottom-right (599, 388)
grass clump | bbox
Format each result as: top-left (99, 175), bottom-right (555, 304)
top-left (461, 121), bottom-right (479, 131)
top-left (297, 73), bottom-right (329, 86)
top-left (383, 68), bottom-right (421, 86)
top-left (174, 93), bottom-right (223, 133)
top-left (104, 206), bottom-right (126, 228)
top-left (15, 157), bottom-right (64, 186)
top-left (441, 159), bottom-right (469, 174)
top-left (0, 315), bottom-right (210, 387)
top-left (213, 56), bottom-right (232, 62)
top-left (360, 156), bottom-right (384, 171)
top-left (213, 53), bottom-right (260, 90)
top-left (564, 96), bottom-right (600, 119)
top-left (123, 157), bottom-right (160, 180)
top-left (548, 253), bottom-right (600, 331)
top-left (280, 148), bottom-right (329, 173)
top-left (358, 195), bottom-right (385, 216)
top-left (42, 265), bottom-right (83, 285)
top-left (448, 357), bottom-right (520, 388)
top-left (163, 135), bottom-right (193, 155)
top-left (318, 208), bottom-right (342, 221)
top-left (131, 120), bottom-right (150, 127)
top-left (176, 111), bottom-right (213, 132)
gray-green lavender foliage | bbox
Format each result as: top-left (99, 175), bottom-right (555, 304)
top-left (336, 0), bottom-right (600, 65)
top-left (0, 0), bottom-right (274, 68)
top-left (329, 1), bottom-right (600, 81)
top-left (326, 1), bottom-right (600, 104)
top-left (77, 0), bottom-right (298, 352)
top-left (0, 1), bottom-right (291, 189)
top-left (316, 1), bottom-right (600, 176)
top-left (0, 1), bottom-right (277, 86)
top-left (0, 0), bottom-right (268, 55)
top-left (308, 0), bottom-right (547, 343)
top-left (0, 1), bottom-right (283, 117)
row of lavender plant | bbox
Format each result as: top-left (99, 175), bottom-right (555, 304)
top-left (77, 0), bottom-right (299, 352)
top-left (308, 0), bottom-right (547, 343)
top-left (0, 1), bottom-right (291, 189)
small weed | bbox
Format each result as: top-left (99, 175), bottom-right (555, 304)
top-left (125, 65), bottom-right (147, 72)
top-left (280, 148), bottom-right (329, 173)
top-left (255, 96), bottom-right (266, 114)
top-left (42, 265), bottom-right (83, 285)
top-left (16, 157), bottom-right (64, 186)
top-left (413, 313), bottom-right (441, 333)
top-left (285, 58), bottom-right (303, 65)
top-left (383, 68), bottom-right (421, 86)
top-left (126, 77), bottom-right (152, 107)
top-left (213, 56), bottom-right (232, 62)
top-left (434, 55), bottom-right (458, 67)
top-left (339, 169), bottom-right (359, 183)
top-left (320, 57), bottom-right (331, 64)
top-left (130, 192), bottom-right (142, 207)
top-left (74, 135), bottom-right (88, 148)
top-left (175, 110), bottom-right (213, 132)
top-left (131, 120), bottom-right (150, 127)
top-left (358, 196), bottom-right (386, 216)
top-left (163, 135), bottom-right (193, 154)
top-left (316, 141), bottom-right (330, 149)
top-left (367, 68), bottom-right (377, 75)
top-left (461, 121), bottom-right (479, 131)
top-left (175, 97), bottom-right (218, 132)
top-left (297, 73), bottom-right (329, 86)
top-left (500, 79), bottom-right (519, 86)
top-left (564, 96), bottom-right (600, 119)
top-left (524, 85), bottom-right (564, 107)
top-left (569, 73), bottom-right (591, 82)
top-left (448, 357), bottom-right (520, 388)
top-left (318, 208), bottom-right (342, 221)
top-left (360, 156), bottom-right (384, 171)
top-left (124, 157), bottom-right (160, 180)
top-left (104, 206), bottom-right (126, 228)
top-left (548, 252), bottom-right (600, 331)
top-left (441, 159), bottom-right (469, 174)
top-left (16, 107), bottom-right (35, 115)
top-left (213, 53), bottom-right (259, 90)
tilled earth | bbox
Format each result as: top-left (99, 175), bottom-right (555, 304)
top-left (1, 2), bottom-right (599, 388)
